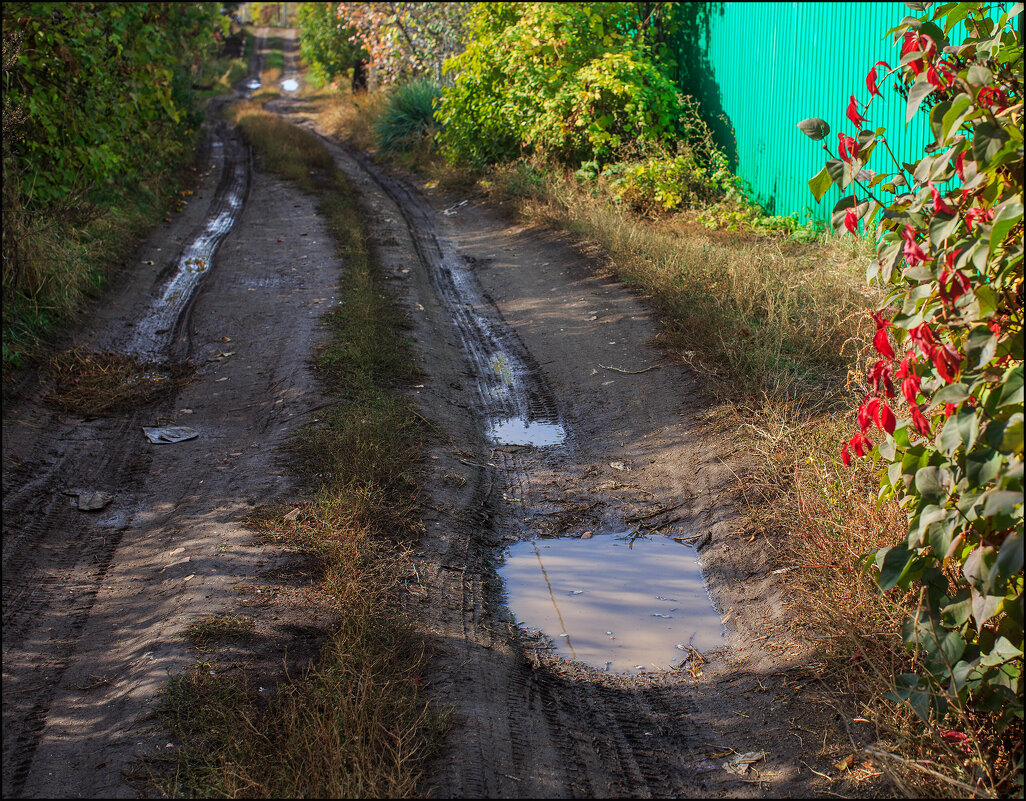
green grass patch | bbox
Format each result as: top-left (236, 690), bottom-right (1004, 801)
top-left (157, 104), bottom-right (441, 799)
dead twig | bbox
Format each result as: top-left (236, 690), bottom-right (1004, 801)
top-left (599, 363), bottom-right (659, 374)
top-left (626, 500), bottom-right (686, 523)
top-left (864, 746), bottom-right (993, 798)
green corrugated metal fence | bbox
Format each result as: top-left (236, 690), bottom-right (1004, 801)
top-left (672, 2), bottom-right (966, 224)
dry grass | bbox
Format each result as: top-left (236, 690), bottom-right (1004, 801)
top-left (303, 89), bottom-right (388, 153)
top-left (183, 614), bottom-right (256, 652)
top-left (156, 103), bottom-right (442, 798)
top-left (41, 348), bottom-right (194, 417)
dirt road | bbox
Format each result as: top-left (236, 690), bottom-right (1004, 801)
top-left (2, 30), bottom-right (863, 799)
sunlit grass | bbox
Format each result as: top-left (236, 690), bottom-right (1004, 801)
top-left (156, 103), bottom-right (441, 798)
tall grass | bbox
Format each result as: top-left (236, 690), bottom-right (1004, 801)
top-left (158, 102), bottom-right (442, 798)
top-left (373, 80), bottom-right (442, 156)
top-left (1, 160), bottom-right (198, 378)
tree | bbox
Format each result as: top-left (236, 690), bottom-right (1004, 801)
top-left (335, 2), bottom-right (468, 87)
top-left (297, 2), bottom-right (364, 85)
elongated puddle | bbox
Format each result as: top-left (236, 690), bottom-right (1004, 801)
top-left (500, 534), bottom-right (723, 673)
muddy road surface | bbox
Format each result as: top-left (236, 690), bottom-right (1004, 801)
top-left (2, 30), bottom-right (858, 798)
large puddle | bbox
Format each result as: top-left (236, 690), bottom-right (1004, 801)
top-left (500, 534), bottom-right (723, 673)
top-left (487, 417), bottom-right (565, 447)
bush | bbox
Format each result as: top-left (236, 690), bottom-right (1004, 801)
top-left (802, 0), bottom-right (1023, 738)
top-left (373, 79), bottom-right (442, 155)
top-left (598, 147), bottom-right (740, 214)
top-left (436, 3), bottom-right (707, 168)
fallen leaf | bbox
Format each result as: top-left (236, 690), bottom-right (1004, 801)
top-left (834, 754), bottom-right (855, 772)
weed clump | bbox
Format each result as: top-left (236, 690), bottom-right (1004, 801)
top-left (41, 349), bottom-right (194, 417)
top-left (183, 614), bottom-right (256, 652)
top-left (374, 80), bottom-right (442, 156)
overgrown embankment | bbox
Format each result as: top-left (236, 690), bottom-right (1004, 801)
top-left (157, 101), bottom-right (441, 799)
top-left (1, 3), bottom-right (244, 378)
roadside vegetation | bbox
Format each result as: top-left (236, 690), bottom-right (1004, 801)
top-left (1, 3), bottom-right (247, 383)
top-left (157, 96), bottom-right (441, 799)
top-left (300, 1), bottom-right (1022, 795)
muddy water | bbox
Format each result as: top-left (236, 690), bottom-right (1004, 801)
top-left (500, 534), bottom-right (724, 674)
top-left (125, 126), bottom-right (249, 359)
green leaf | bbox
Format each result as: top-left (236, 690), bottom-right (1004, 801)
top-left (825, 158), bottom-right (847, 186)
top-left (808, 166), bottom-right (833, 202)
top-left (996, 366), bottom-right (1024, 408)
top-left (966, 325), bottom-right (998, 369)
top-left (915, 465), bottom-right (953, 501)
top-left (931, 383), bottom-right (971, 408)
top-left (938, 407), bottom-right (978, 455)
top-left (973, 119), bottom-right (1010, 166)
top-left (940, 93), bottom-right (973, 141)
top-left (979, 636), bottom-right (1022, 668)
top-left (993, 532), bottom-right (1024, 587)
top-left (1000, 414), bottom-right (1024, 454)
top-left (942, 595), bottom-right (973, 628)
top-left (907, 77), bottom-right (936, 123)
top-left (797, 118), bottom-right (830, 140)
top-left (877, 543), bottom-right (917, 591)
top-left (988, 198), bottom-right (1024, 261)
top-left (929, 212), bottom-right (960, 245)
top-left (966, 449), bottom-right (1003, 486)
top-left (942, 3), bottom-right (972, 33)
top-left (972, 588), bottom-right (1005, 627)
top-left (981, 489), bottom-right (1023, 519)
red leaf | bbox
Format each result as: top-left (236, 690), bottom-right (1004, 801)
top-left (909, 323), bottom-right (937, 357)
top-left (911, 404), bottom-right (932, 438)
top-left (902, 375), bottom-right (921, 406)
top-left (930, 183), bottom-right (956, 215)
top-left (846, 95), bottom-right (868, 129)
top-left (873, 327), bottom-right (895, 359)
top-left (844, 207), bottom-right (859, 236)
top-left (933, 343), bottom-right (962, 383)
top-left (874, 402), bottom-right (896, 434)
top-left (902, 224), bottom-right (928, 266)
top-left (865, 61), bottom-right (889, 98)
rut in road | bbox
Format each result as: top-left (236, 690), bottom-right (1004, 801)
top-left (0, 119), bottom-right (251, 800)
top-left (291, 118), bottom-right (722, 798)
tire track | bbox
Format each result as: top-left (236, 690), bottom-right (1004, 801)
top-left (1, 121), bottom-right (250, 799)
top-left (303, 130), bottom-right (708, 798)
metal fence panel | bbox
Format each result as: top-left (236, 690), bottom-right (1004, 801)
top-left (674, 2), bottom-right (958, 223)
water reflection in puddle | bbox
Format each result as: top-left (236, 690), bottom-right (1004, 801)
top-left (499, 534), bottom-right (722, 673)
top-left (487, 417), bottom-right (566, 447)
top-left (281, 78), bottom-right (299, 92)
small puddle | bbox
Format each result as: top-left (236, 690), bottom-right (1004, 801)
top-left (500, 534), bottom-right (722, 673)
top-left (280, 78), bottom-right (299, 92)
top-left (487, 417), bottom-right (565, 447)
